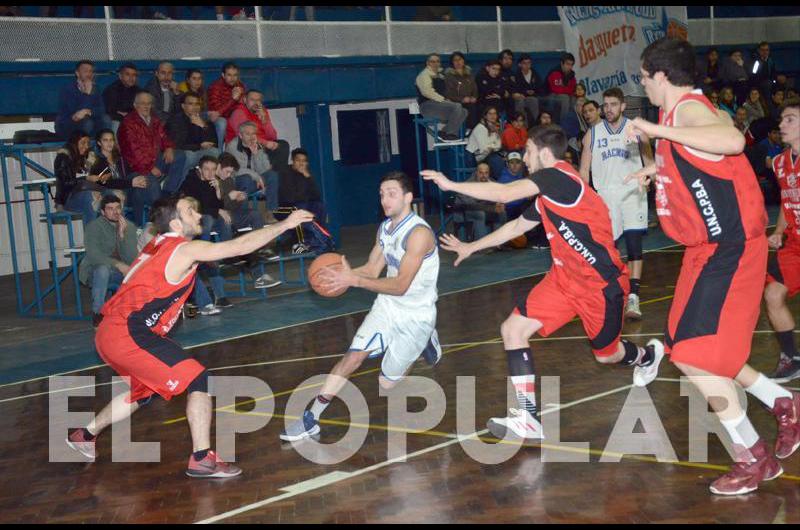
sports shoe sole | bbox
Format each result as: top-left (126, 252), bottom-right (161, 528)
top-left (185, 467), bottom-right (243, 478)
top-left (254, 280), bottom-right (282, 289)
top-left (776, 438), bottom-right (800, 460)
top-left (625, 309), bottom-right (643, 321)
top-left (769, 369), bottom-right (800, 385)
top-left (709, 467), bottom-right (783, 495)
top-left (66, 438), bottom-right (95, 460)
top-left (279, 424), bottom-right (321, 442)
top-left (486, 419), bottom-right (544, 444)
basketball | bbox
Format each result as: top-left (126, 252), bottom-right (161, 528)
top-left (509, 234), bottom-right (527, 249)
top-left (308, 252), bottom-right (348, 298)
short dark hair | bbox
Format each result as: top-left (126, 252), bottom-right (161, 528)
top-left (758, 41), bottom-right (769, 48)
top-left (119, 62), bottom-right (137, 72)
top-left (380, 171), bottom-right (412, 194)
top-left (449, 51), bottom-right (465, 67)
top-left (561, 53), bottom-right (575, 64)
top-left (75, 60), bottom-right (94, 70)
top-left (640, 38), bottom-right (696, 87)
top-left (517, 54), bottom-right (532, 64)
top-left (218, 152), bottom-right (239, 171)
top-left (222, 62), bottom-right (239, 73)
top-left (486, 59), bottom-right (501, 69)
top-left (198, 155), bottom-right (219, 168)
top-left (185, 68), bottom-right (202, 80)
top-left (603, 87), bottom-right (625, 103)
top-left (182, 93), bottom-right (201, 104)
top-left (528, 124), bottom-right (568, 160)
top-left (499, 49), bottom-right (513, 60)
top-left (583, 100), bottom-right (600, 111)
top-left (100, 194), bottom-right (121, 211)
top-left (150, 196), bottom-right (181, 234)
top-left (246, 89), bottom-right (263, 98)
top-left (291, 148), bottom-right (308, 160)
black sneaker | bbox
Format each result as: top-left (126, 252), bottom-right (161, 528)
top-left (215, 297), bottom-right (233, 308)
top-left (92, 313), bottom-right (103, 328)
top-left (770, 352), bottom-right (800, 384)
top-left (437, 132), bottom-right (462, 143)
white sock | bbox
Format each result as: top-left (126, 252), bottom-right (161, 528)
top-left (746, 373), bottom-right (792, 409)
top-left (720, 414), bottom-right (760, 455)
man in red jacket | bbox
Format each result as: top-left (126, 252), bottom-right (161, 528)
top-left (207, 62), bottom-right (246, 149)
top-left (118, 91), bottom-right (186, 219)
top-left (226, 89), bottom-right (290, 171)
top-left (543, 52), bottom-right (577, 124)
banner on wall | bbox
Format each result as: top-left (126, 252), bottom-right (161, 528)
top-left (557, 6), bottom-right (688, 98)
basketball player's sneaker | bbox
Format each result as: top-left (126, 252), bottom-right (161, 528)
top-left (772, 391), bottom-right (800, 459)
top-left (487, 408), bottom-right (545, 441)
top-left (769, 352), bottom-right (800, 384)
top-left (186, 450), bottom-right (242, 478)
top-left (625, 293), bottom-right (642, 320)
top-left (280, 410), bottom-right (321, 442)
top-left (421, 329), bottom-right (442, 366)
top-left (709, 440), bottom-right (783, 495)
top-left (633, 339), bottom-right (665, 387)
top-left (66, 428), bottom-right (96, 460)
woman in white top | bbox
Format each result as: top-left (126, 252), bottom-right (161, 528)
top-left (466, 105), bottom-right (504, 178)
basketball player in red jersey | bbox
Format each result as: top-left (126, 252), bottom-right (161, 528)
top-left (765, 98), bottom-right (800, 383)
top-left (66, 196), bottom-right (313, 477)
top-left (626, 38), bottom-right (800, 495)
top-left (423, 125), bottom-right (663, 442)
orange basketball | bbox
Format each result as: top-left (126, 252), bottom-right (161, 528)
top-left (509, 234), bottom-right (528, 249)
top-left (308, 252), bottom-right (348, 298)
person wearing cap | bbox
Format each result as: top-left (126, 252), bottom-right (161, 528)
top-left (496, 151), bottom-right (529, 218)
top-left (512, 54), bottom-right (541, 125)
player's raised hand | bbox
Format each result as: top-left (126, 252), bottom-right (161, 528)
top-left (421, 170), bottom-right (454, 191)
top-left (283, 209), bottom-right (315, 229)
top-left (625, 164), bottom-right (657, 193)
top-left (439, 233), bottom-right (473, 267)
top-left (318, 255), bottom-right (355, 291)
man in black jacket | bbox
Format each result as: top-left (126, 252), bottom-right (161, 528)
top-left (278, 148), bottom-right (332, 253)
top-left (512, 54), bottom-right (540, 125)
top-left (102, 63), bottom-right (140, 136)
top-left (167, 93), bottom-right (220, 182)
top-left (476, 60), bottom-right (508, 115)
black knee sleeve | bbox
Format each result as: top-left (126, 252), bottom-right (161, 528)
top-left (506, 348), bottom-right (535, 376)
top-left (624, 231), bottom-right (644, 261)
top-left (619, 339), bottom-right (640, 366)
top-left (187, 369), bottom-right (209, 394)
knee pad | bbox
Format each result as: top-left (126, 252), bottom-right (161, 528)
top-left (624, 231), bottom-right (644, 261)
top-left (187, 370), bottom-right (209, 394)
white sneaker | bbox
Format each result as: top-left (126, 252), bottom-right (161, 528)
top-left (254, 273), bottom-right (282, 289)
top-left (199, 304), bottom-right (221, 316)
top-left (633, 339), bottom-right (665, 387)
top-left (487, 408), bottom-right (545, 441)
top-left (626, 293), bottom-right (642, 320)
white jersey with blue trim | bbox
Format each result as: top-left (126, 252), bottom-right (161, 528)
top-left (377, 212), bottom-right (439, 309)
top-left (589, 117), bottom-right (644, 192)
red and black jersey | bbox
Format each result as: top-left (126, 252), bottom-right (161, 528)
top-left (522, 161), bottom-right (627, 287)
top-left (102, 232), bottom-right (197, 336)
top-left (773, 148), bottom-right (800, 244)
top-left (654, 90), bottom-right (767, 247)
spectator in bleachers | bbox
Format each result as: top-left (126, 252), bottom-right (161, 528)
top-left (511, 54), bottom-right (541, 126)
top-left (498, 49), bottom-right (516, 115)
top-left (501, 112), bottom-right (528, 153)
top-left (496, 151), bottom-right (528, 219)
top-left (167, 93), bottom-right (220, 176)
top-left (743, 88), bottom-right (769, 125)
top-left (476, 59), bottom-right (507, 116)
top-left (416, 53), bottom-right (468, 142)
top-left (561, 96), bottom-right (586, 143)
top-left (145, 61), bottom-right (181, 123)
top-left (719, 49), bottom-right (750, 104)
top-left (54, 130), bottom-right (103, 224)
top-left (706, 88), bottom-right (721, 109)
top-left (769, 89), bottom-right (786, 121)
top-left (177, 69), bottom-right (207, 110)
top-left (180, 155), bottom-right (232, 242)
top-left (226, 89), bottom-right (291, 171)
top-left (466, 105), bottom-right (504, 179)
top-left (581, 100), bottom-right (601, 130)
top-left (226, 121), bottom-right (280, 223)
top-left (55, 60), bottom-right (109, 139)
top-left (208, 62), bottom-right (246, 148)
top-left (719, 86), bottom-right (738, 118)
top-left (79, 195), bottom-right (138, 327)
top-left (787, 88), bottom-right (798, 101)
top-left (543, 52), bottom-right (577, 124)
top-left (697, 47), bottom-right (721, 92)
top-left (775, 74), bottom-right (792, 96)
top-left (89, 128), bottom-right (155, 216)
top-left (278, 148), bottom-right (333, 254)
top-left (452, 161), bottom-right (507, 241)
top-left (102, 63), bottom-right (140, 136)
top-left (538, 111), bottom-right (553, 126)
top-left (444, 51), bottom-right (479, 130)
top-left (118, 91), bottom-right (186, 198)
top-left (216, 152), bottom-right (270, 233)
top-left (734, 107), bottom-right (750, 133)
top-left (750, 41), bottom-right (778, 98)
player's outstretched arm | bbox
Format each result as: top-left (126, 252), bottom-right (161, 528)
top-left (421, 170), bottom-right (539, 204)
top-left (318, 226), bottom-right (434, 296)
top-left (351, 239), bottom-right (387, 279)
top-left (171, 210), bottom-right (314, 276)
top-left (440, 215), bottom-right (539, 266)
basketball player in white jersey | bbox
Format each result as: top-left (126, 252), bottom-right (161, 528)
top-left (580, 86), bottom-right (654, 319)
top-left (280, 171), bottom-right (441, 441)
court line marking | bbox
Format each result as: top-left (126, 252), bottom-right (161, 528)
top-left (0, 240), bottom-right (687, 390)
top-left (194, 383), bottom-right (634, 524)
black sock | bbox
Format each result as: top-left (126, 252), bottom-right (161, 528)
top-left (193, 448), bottom-right (209, 461)
top-left (630, 279), bottom-right (641, 296)
top-left (776, 330), bottom-right (799, 359)
top-left (620, 340), bottom-right (652, 367)
top-left (81, 428), bottom-right (96, 441)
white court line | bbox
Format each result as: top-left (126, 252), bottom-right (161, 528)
top-left (195, 383), bottom-right (633, 524)
top-left (0, 241), bottom-right (687, 390)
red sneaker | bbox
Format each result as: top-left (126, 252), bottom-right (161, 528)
top-left (66, 428), bottom-right (96, 460)
top-left (772, 391), bottom-right (800, 459)
top-left (185, 450), bottom-right (242, 478)
top-left (709, 440), bottom-right (783, 495)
